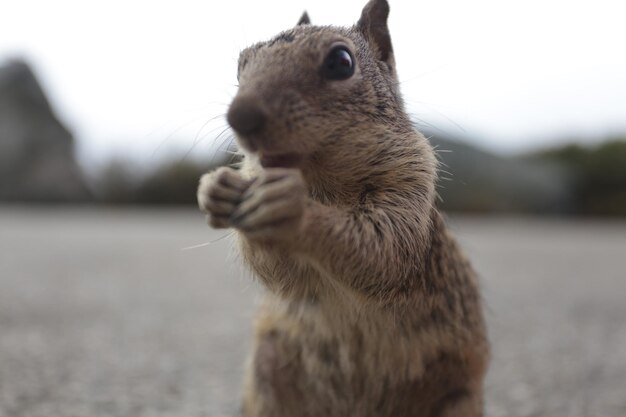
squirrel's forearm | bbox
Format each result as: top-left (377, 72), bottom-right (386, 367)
top-left (295, 199), bottom-right (431, 302)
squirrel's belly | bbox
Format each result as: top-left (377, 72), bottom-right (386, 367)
top-left (243, 299), bottom-right (482, 417)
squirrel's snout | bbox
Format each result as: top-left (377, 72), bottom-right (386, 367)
top-left (227, 96), bottom-right (267, 139)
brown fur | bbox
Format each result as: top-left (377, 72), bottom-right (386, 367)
top-left (197, 1), bottom-right (489, 416)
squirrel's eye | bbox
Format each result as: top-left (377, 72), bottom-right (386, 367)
top-left (322, 46), bottom-right (355, 80)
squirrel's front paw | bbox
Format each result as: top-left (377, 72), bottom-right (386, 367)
top-left (230, 168), bottom-right (307, 242)
top-left (197, 167), bottom-right (250, 228)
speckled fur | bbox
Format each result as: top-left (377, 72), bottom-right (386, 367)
top-left (197, 1), bottom-right (488, 416)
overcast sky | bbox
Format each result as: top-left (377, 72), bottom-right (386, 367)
top-left (1, 0), bottom-right (625, 167)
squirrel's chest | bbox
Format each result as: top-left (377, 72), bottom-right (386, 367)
top-left (238, 236), bottom-right (325, 295)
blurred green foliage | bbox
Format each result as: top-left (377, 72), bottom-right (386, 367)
top-left (96, 139), bottom-right (626, 217)
top-left (531, 139), bottom-right (626, 216)
top-left (97, 158), bottom-right (209, 205)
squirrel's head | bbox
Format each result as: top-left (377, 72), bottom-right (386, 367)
top-left (227, 0), bottom-right (411, 169)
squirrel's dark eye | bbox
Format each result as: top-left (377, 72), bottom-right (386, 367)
top-left (322, 46), bottom-right (355, 80)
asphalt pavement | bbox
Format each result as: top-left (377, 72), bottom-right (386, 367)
top-left (0, 207), bottom-right (624, 417)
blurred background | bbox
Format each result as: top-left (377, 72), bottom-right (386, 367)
top-left (1, 1), bottom-right (625, 416)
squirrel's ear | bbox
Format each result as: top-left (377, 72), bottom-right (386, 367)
top-left (297, 11), bottom-right (311, 26)
top-left (357, 0), bottom-right (392, 63)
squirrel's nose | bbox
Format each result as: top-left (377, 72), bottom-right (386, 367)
top-left (227, 96), bottom-right (267, 136)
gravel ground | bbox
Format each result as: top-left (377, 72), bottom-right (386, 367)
top-left (0, 206), bottom-right (625, 417)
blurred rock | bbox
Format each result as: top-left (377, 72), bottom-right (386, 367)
top-left (0, 60), bottom-right (90, 202)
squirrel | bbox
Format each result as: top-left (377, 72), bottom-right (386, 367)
top-left (197, 1), bottom-right (489, 416)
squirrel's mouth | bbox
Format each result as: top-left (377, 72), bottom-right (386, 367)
top-left (258, 152), bottom-right (302, 168)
